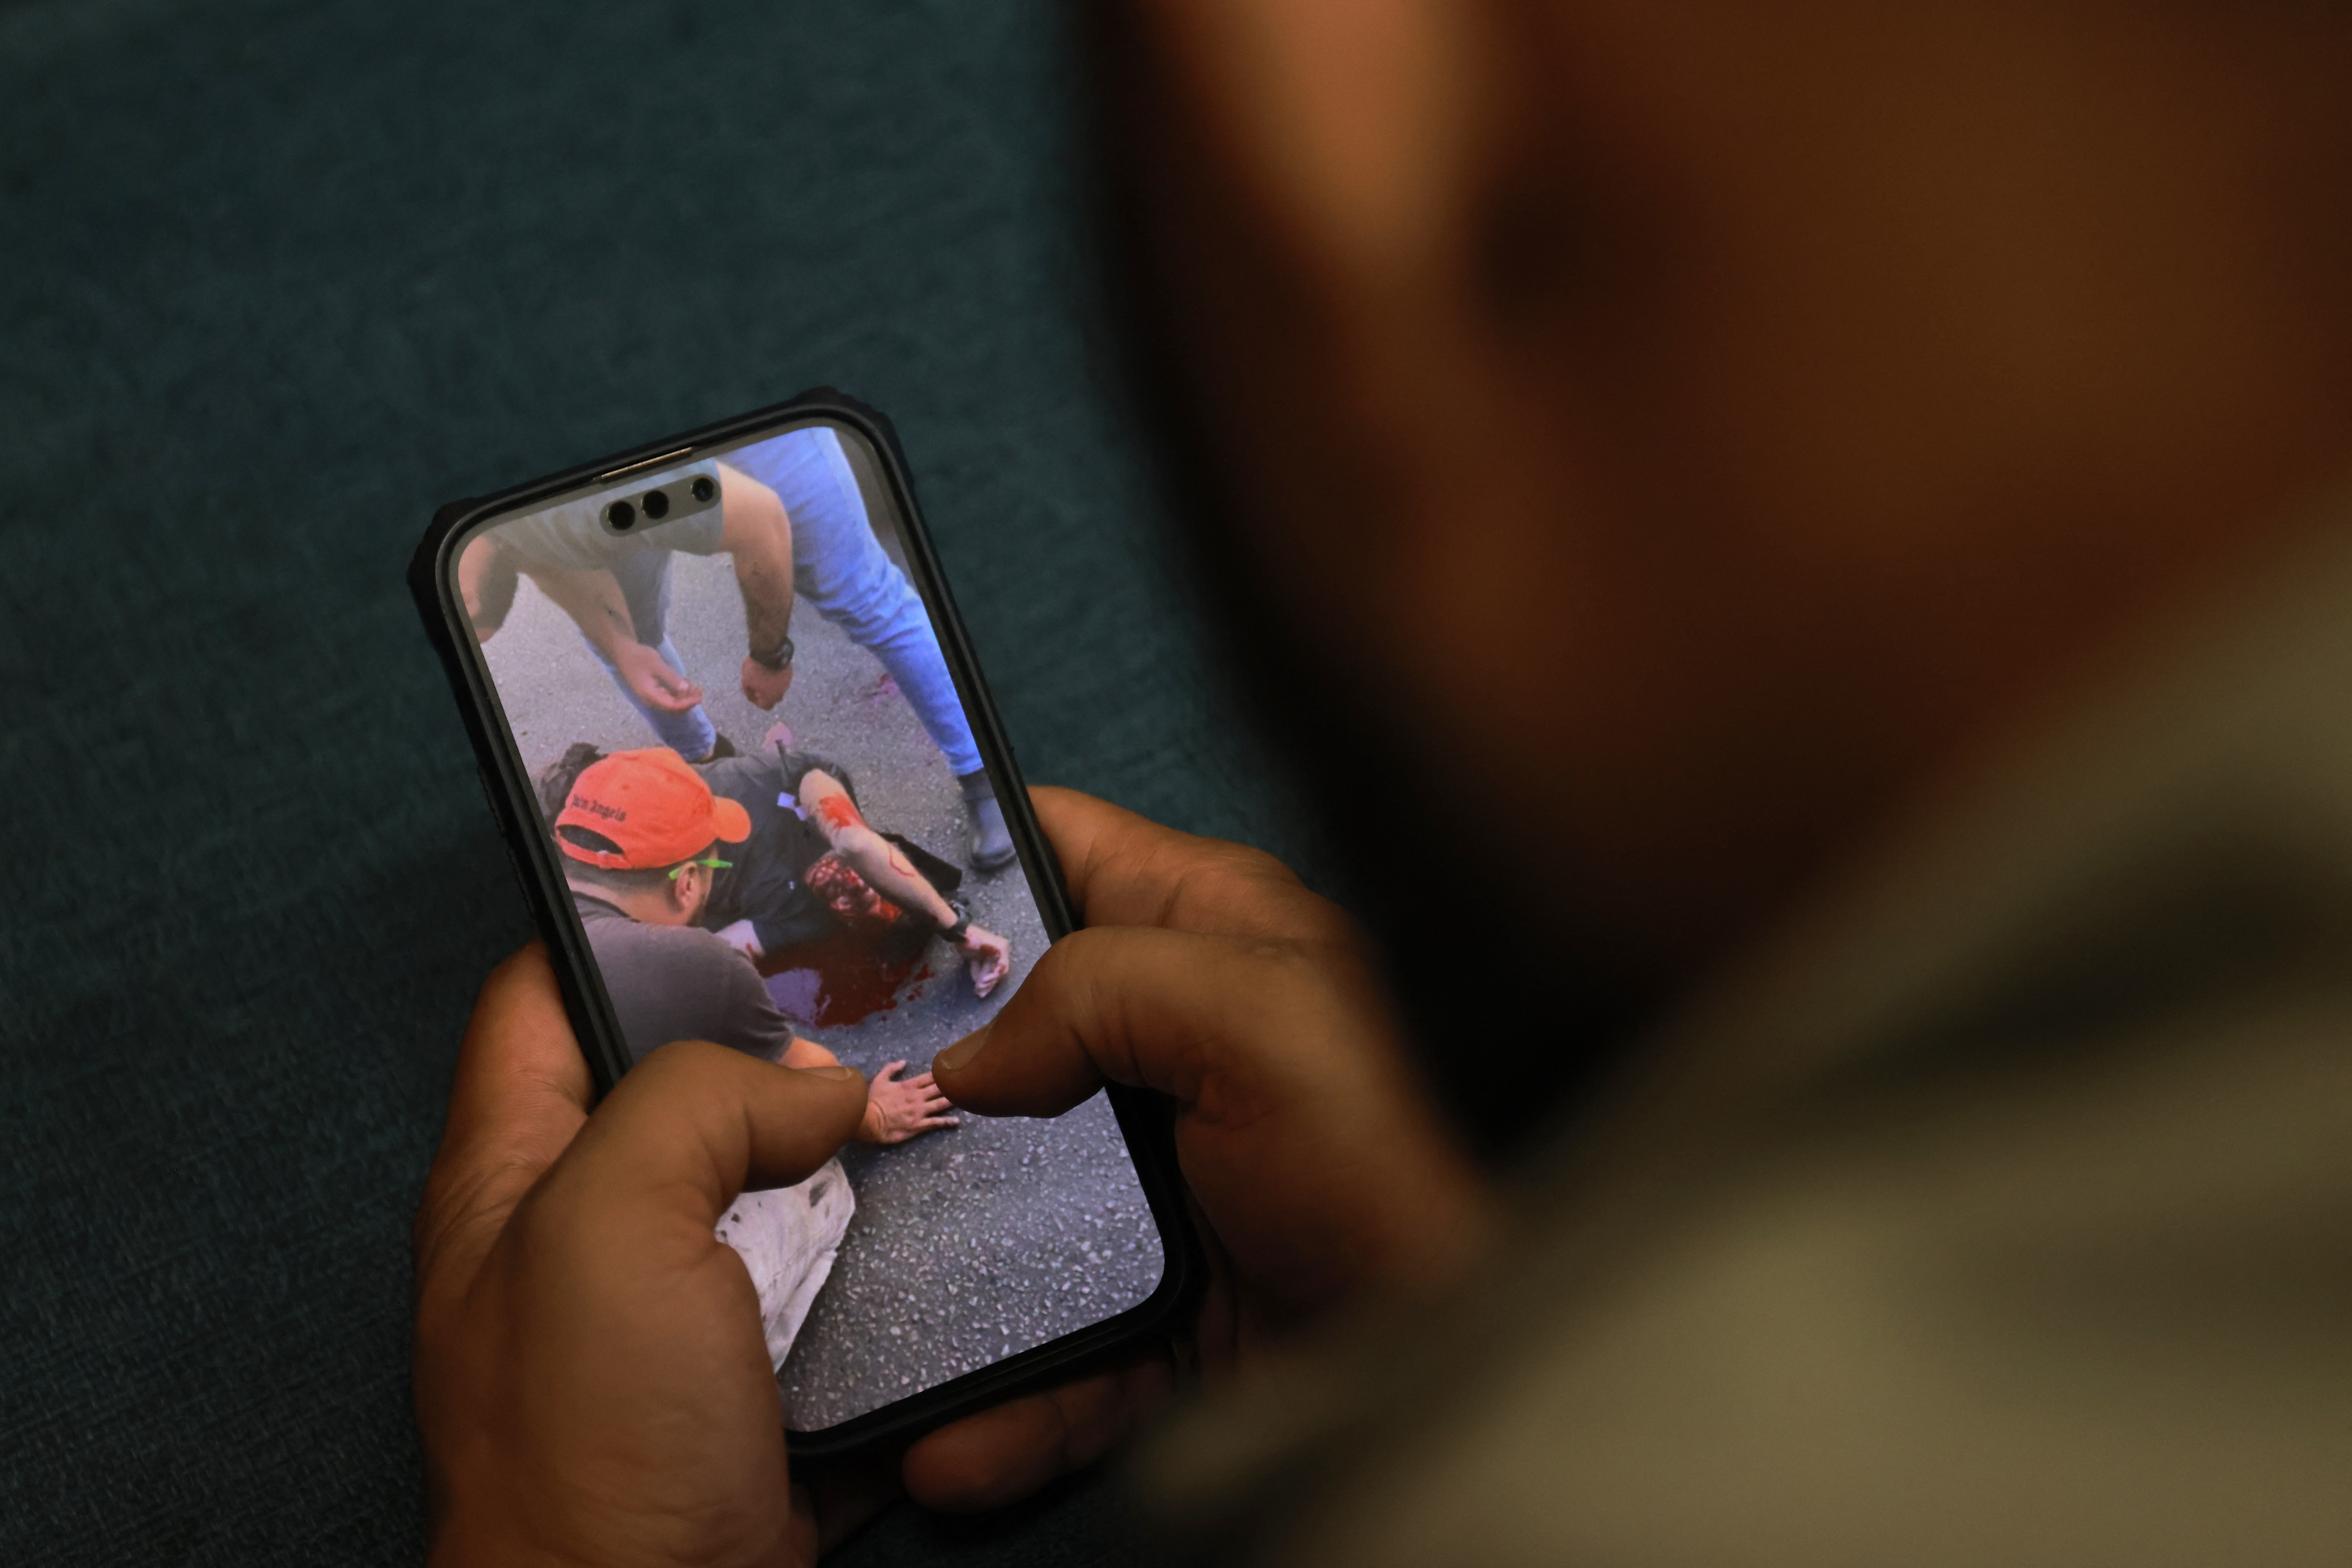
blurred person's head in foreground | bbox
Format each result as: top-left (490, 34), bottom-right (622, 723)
top-left (1086, 0), bottom-right (2352, 1133)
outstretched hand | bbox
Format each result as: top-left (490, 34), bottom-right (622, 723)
top-left (411, 795), bottom-right (1482, 1552)
top-left (412, 946), bottom-right (875, 1568)
top-left (612, 640), bottom-right (704, 714)
top-left (860, 1059), bottom-right (958, 1144)
top-left (911, 787), bottom-right (1492, 1510)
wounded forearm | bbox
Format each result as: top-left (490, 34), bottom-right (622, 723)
top-left (851, 836), bottom-right (956, 927)
top-left (812, 796), bottom-right (956, 926)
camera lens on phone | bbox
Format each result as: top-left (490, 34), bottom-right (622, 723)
top-left (641, 488), bottom-right (670, 520)
top-left (690, 475), bottom-right (716, 504)
top-left (606, 500), bottom-right (636, 530)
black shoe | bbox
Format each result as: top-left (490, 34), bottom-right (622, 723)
top-left (698, 734), bottom-right (740, 763)
top-left (957, 769), bottom-right (1017, 871)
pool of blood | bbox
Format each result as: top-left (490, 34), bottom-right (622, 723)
top-left (758, 923), bottom-right (934, 1028)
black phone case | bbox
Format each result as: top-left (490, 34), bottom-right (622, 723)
top-left (408, 387), bottom-right (1201, 1460)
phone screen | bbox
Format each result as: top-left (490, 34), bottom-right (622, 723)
top-left (449, 418), bottom-right (1166, 1433)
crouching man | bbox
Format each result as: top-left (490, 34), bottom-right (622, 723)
top-left (550, 746), bottom-right (955, 1365)
top-left (537, 729), bottom-right (1014, 1000)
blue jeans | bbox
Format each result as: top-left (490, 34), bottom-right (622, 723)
top-left (594, 551), bottom-right (720, 761)
top-left (727, 426), bottom-right (982, 777)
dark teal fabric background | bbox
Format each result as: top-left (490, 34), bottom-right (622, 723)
top-left (0, 1), bottom-right (1312, 1559)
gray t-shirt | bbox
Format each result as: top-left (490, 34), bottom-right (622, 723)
top-left (490, 459), bottom-right (727, 572)
top-left (575, 891), bottom-right (797, 1067)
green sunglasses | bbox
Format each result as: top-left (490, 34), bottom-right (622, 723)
top-left (669, 854), bottom-right (733, 880)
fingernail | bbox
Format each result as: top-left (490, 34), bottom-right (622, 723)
top-left (933, 1024), bottom-right (990, 1075)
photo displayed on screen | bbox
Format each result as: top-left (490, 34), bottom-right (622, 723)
top-left (454, 420), bottom-right (1165, 1430)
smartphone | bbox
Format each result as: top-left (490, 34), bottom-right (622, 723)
top-left (409, 388), bottom-right (1197, 1458)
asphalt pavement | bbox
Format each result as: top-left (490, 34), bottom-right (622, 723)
top-left (475, 476), bottom-right (1165, 1431)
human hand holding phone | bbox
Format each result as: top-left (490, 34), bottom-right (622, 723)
top-left (411, 791), bottom-right (1489, 1552)
top-left (412, 946), bottom-right (876, 1568)
top-left (905, 787), bottom-right (1495, 1509)
top-left (419, 403), bottom-right (1198, 1452)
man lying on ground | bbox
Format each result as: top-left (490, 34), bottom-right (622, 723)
top-left (537, 726), bottom-right (1014, 1001)
top-left (548, 745), bottom-right (955, 1145)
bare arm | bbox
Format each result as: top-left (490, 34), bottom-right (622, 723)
top-left (520, 561), bottom-right (704, 715)
top-left (799, 769), bottom-right (959, 927)
top-left (799, 768), bottom-right (1012, 997)
top-left (517, 561), bottom-right (637, 657)
top-left (781, 1036), bottom-right (956, 1144)
top-left (716, 463), bottom-right (795, 711)
top-left (457, 536), bottom-right (521, 640)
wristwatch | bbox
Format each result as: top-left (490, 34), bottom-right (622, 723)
top-left (940, 913), bottom-right (972, 945)
top-left (748, 632), bottom-right (796, 672)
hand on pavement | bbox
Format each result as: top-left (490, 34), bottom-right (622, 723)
top-left (412, 945), bottom-right (878, 1568)
top-left (741, 655), bottom-right (794, 711)
top-left (912, 787), bottom-right (1493, 1510)
top-left (859, 1060), bottom-right (958, 1145)
top-left (611, 641), bottom-right (704, 714)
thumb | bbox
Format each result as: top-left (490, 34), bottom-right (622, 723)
top-left (933, 926), bottom-right (1488, 1317)
top-left (933, 925), bottom-right (1344, 1117)
top-left (555, 1040), bottom-right (868, 1234)
top-left (414, 942), bottom-right (594, 1286)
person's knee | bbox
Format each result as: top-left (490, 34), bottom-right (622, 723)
top-left (781, 1037), bottom-right (841, 1071)
top-left (820, 584), bottom-right (919, 649)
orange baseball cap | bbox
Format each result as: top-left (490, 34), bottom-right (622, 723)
top-left (554, 747), bottom-right (752, 870)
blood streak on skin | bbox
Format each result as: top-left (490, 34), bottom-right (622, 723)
top-left (814, 794), bottom-right (865, 833)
